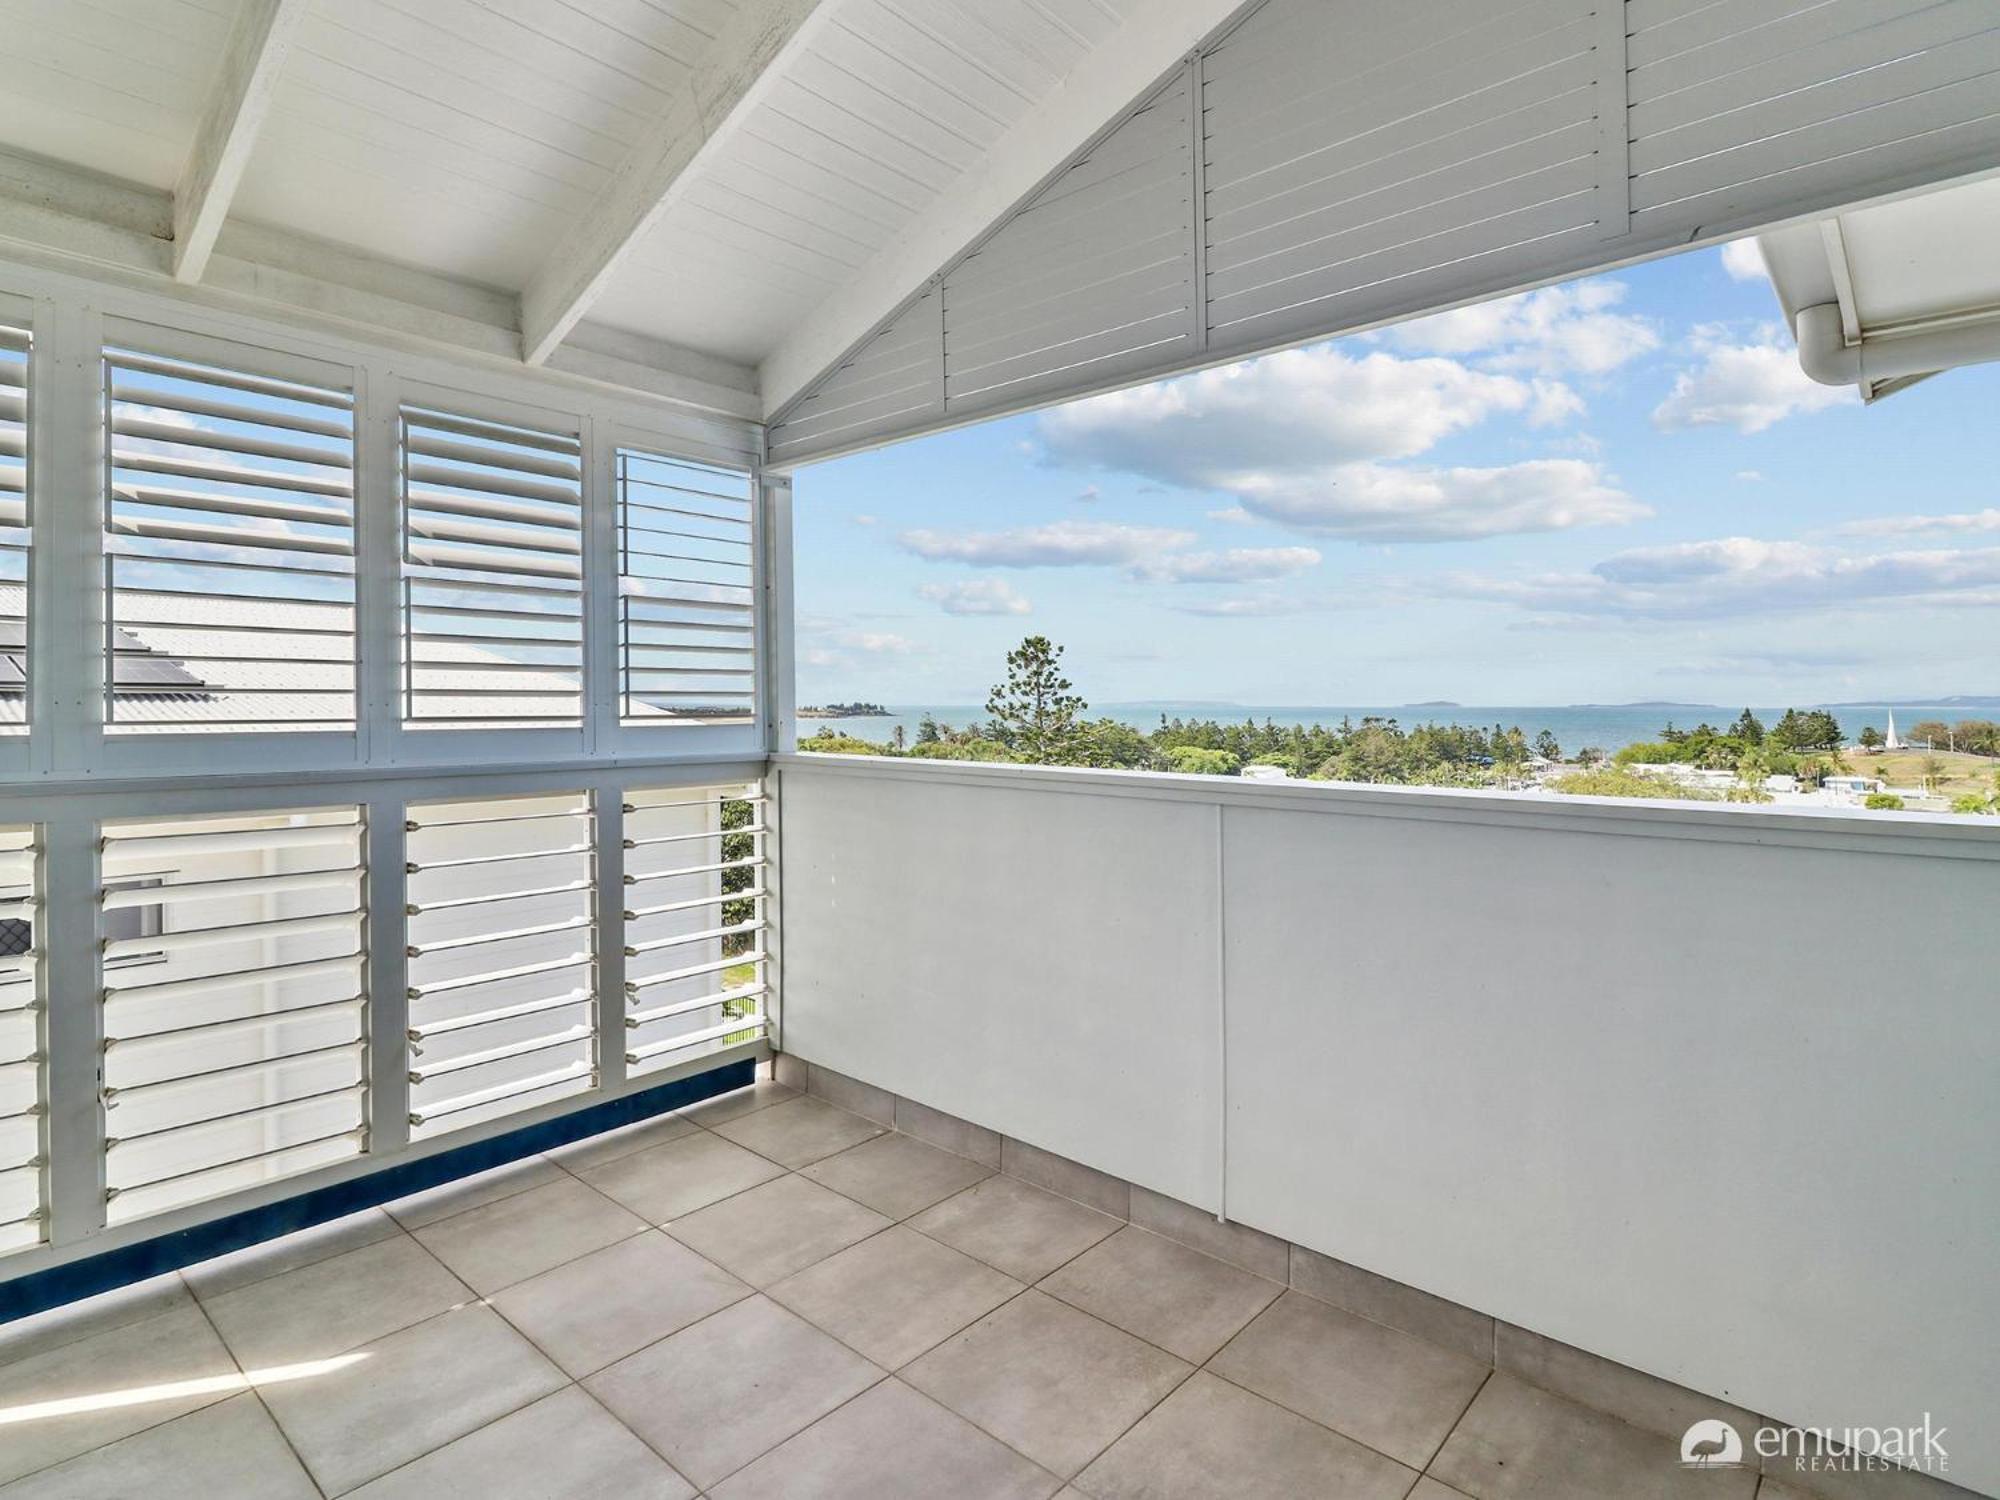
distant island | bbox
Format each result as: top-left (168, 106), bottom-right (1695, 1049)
top-left (1564, 700), bottom-right (1715, 710)
top-left (799, 702), bottom-right (889, 718)
top-left (1402, 699), bottom-right (1461, 708)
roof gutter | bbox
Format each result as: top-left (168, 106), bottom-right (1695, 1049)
top-left (1795, 301), bottom-right (2000, 388)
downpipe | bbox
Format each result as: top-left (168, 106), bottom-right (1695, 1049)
top-left (1795, 301), bottom-right (2000, 387)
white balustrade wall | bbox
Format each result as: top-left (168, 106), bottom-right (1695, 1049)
top-left (776, 753), bottom-right (2000, 1494)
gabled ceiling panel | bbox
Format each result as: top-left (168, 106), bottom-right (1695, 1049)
top-left (0, 0), bottom-right (236, 189)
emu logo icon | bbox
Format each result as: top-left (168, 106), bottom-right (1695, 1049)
top-left (1681, 1420), bottom-right (1745, 1469)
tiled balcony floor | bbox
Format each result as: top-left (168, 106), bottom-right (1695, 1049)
top-left (0, 1072), bottom-right (1804, 1499)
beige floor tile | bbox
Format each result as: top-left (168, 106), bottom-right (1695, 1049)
top-left (909, 1174), bottom-right (1122, 1282)
top-left (0, 1302), bottom-right (238, 1485)
top-left (548, 1111), bottom-right (699, 1172)
top-left (1039, 1225), bottom-right (1281, 1363)
top-left (585, 1295), bottom-right (882, 1491)
top-left (1075, 1371), bottom-right (1417, 1500)
top-left (345, 1386), bottom-right (694, 1500)
top-left (1429, 1374), bottom-right (1760, 1500)
top-left (801, 1132), bottom-right (994, 1219)
top-left (1409, 1480), bottom-right (1478, 1499)
top-left (711, 1095), bottom-right (885, 1168)
top-left (0, 1394), bottom-right (317, 1500)
top-left (412, 1176), bottom-right (646, 1294)
top-left (384, 1155), bottom-right (569, 1231)
top-left (0, 1272), bottom-right (191, 1366)
top-left (491, 1229), bottom-right (750, 1377)
top-left (903, 1289), bottom-right (1190, 1479)
top-left (709, 1379), bottom-right (1061, 1500)
top-left (573, 1129), bottom-right (784, 1224)
top-left (680, 1078), bottom-right (799, 1126)
top-left (666, 1174), bottom-right (890, 1287)
top-left (1208, 1289), bottom-right (1489, 1468)
top-left (257, 1303), bottom-right (565, 1497)
top-left (201, 1233), bottom-right (472, 1367)
top-left (183, 1209), bottom-right (403, 1301)
top-left (768, 1224), bottom-right (1021, 1368)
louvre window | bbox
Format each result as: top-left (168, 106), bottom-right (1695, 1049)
top-left (622, 782), bottom-right (768, 1074)
top-left (104, 348), bottom-right (357, 733)
top-left (0, 825), bottom-right (42, 1254)
top-left (0, 322), bottom-right (26, 734)
top-left (617, 449), bottom-right (757, 727)
top-left (405, 791), bottom-right (597, 1137)
top-left (401, 405), bottom-right (584, 727)
top-left (98, 806), bottom-right (367, 1225)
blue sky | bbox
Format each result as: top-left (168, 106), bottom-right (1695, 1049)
top-left (793, 240), bottom-right (2000, 708)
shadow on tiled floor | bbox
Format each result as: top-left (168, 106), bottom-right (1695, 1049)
top-left (0, 1068), bottom-right (1824, 1498)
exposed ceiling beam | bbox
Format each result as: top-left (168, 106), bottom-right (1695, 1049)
top-left (759, 0), bottom-right (1252, 419)
top-left (172, 0), bottom-right (308, 284)
top-left (0, 152), bottom-right (760, 420)
top-left (518, 0), bottom-right (830, 367)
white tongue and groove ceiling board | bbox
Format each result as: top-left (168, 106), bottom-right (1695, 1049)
top-left (586, 0), bottom-right (1137, 365)
top-left (229, 0), bottom-right (741, 291)
top-left (770, 0), bottom-right (2000, 465)
top-left (0, 0), bottom-right (236, 190)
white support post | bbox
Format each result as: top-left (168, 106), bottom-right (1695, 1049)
top-left (583, 418), bottom-right (618, 751)
top-left (363, 794), bottom-right (409, 1158)
top-left (42, 811), bottom-right (104, 1245)
top-left (354, 365), bottom-right (400, 766)
top-left (760, 473), bottom-right (796, 755)
top-left (594, 784), bottom-right (628, 1094)
top-left (37, 301), bottom-right (103, 778)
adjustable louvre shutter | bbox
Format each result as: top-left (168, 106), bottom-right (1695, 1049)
top-left (98, 806), bottom-right (367, 1225)
top-left (944, 68), bottom-right (1197, 415)
top-left (1626, 0), bottom-right (2000, 232)
top-left (104, 348), bottom-right (357, 732)
top-left (0, 322), bottom-right (26, 733)
top-left (1201, 0), bottom-right (1603, 355)
top-left (622, 782), bottom-right (769, 1074)
top-left (766, 287), bottom-right (942, 468)
top-left (0, 825), bottom-right (43, 1255)
top-left (405, 791), bottom-right (597, 1137)
top-left (400, 406), bottom-right (584, 727)
top-left (617, 449), bottom-right (757, 727)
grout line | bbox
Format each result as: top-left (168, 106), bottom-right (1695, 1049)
top-left (185, 1275), bottom-right (331, 1500)
top-left (1420, 1365), bottom-right (1493, 1475)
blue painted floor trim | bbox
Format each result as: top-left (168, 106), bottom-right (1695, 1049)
top-left (0, 1057), bottom-right (754, 1325)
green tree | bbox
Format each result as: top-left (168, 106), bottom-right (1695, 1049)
top-left (985, 635), bottom-right (1088, 764)
top-left (1532, 729), bottom-right (1562, 762)
top-left (1857, 725), bottom-right (1884, 750)
top-left (1730, 708), bottom-right (1765, 745)
top-left (1165, 746), bottom-right (1240, 776)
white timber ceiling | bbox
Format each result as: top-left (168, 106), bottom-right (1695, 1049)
top-left (0, 0), bottom-right (1230, 422)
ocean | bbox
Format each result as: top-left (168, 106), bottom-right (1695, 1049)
top-left (799, 702), bottom-right (1986, 755)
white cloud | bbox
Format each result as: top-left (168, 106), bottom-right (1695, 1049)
top-left (1075, 485), bottom-right (1101, 503)
top-left (1227, 459), bottom-right (1647, 542)
top-left (831, 629), bottom-right (920, 654)
top-left (1207, 507), bottom-right (1255, 525)
top-left (918, 578), bottom-right (1033, 615)
top-left (1171, 595), bottom-right (1321, 617)
top-left (1718, 239), bottom-right (1768, 283)
top-left (1041, 346), bottom-right (1548, 479)
top-left (1834, 508), bottom-right (2000, 539)
top-left (851, 514), bottom-right (879, 526)
top-left (1652, 327), bottom-right (1856, 433)
top-left (1036, 346), bottom-right (1639, 543)
top-left (1735, 470), bottom-right (1764, 482)
top-left (1131, 546), bottom-right (1322, 583)
top-left (899, 519), bottom-right (1196, 568)
top-left (1386, 279), bottom-right (1660, 375)
top-left (1444, 537), bottom-right (2000, 619)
